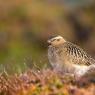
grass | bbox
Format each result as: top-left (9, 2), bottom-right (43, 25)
top-left (0, 69), bottom-right (95, 95)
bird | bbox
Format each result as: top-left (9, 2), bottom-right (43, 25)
top-left (47, 35), bottom-right (95, 78)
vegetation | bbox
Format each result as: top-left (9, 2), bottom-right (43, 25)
top-left (0, 69), bottom-right (95, 95)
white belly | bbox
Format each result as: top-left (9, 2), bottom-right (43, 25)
top-left (73, 64), bottom-right (89, 77)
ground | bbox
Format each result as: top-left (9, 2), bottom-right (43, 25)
top-left (0, 69), bottom-right (95, 95)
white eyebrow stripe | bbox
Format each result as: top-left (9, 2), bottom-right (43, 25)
top-left (55, 36), bottom-right (63, 39)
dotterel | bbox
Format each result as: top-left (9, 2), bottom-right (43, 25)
top-left (47, 35), bottom-right (95, 78)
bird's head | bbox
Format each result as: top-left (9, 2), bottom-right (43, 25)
top-left (47, 35), bottom-right (66, 46)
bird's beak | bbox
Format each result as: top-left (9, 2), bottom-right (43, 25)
top-left (47, 40), bottom-right (51, 45)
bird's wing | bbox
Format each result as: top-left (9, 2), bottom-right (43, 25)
top-left (63, 42), bottom-right (95, 66)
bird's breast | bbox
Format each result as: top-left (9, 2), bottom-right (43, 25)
top-left (48, 46), bottom-right (64, 68)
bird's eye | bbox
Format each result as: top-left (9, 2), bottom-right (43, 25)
top-left (57, 39), bottom-right (60, 41)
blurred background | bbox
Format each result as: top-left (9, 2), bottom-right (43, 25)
top-left (0, 0), bottom-right (95, 74)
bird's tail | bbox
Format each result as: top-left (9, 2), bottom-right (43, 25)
top-left (82, 65), bottom-right (95, 82)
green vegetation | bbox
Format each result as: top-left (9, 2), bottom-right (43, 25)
top-left (0, 69), bottom-right (95, 95)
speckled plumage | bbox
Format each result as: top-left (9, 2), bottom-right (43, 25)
top-left (48, 36), bottom-right (95, 77)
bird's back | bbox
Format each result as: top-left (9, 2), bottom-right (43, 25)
top-left (61, 42), bottom-right (95, 66)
